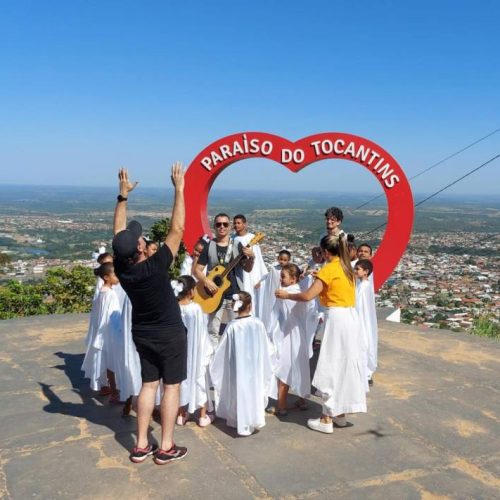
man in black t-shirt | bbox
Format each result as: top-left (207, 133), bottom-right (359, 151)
top-left (112, 164), bottom-right (187, 466)
top-left (193, 212), bottom-right (254, 348)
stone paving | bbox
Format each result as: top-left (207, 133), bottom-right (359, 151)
top-left (0, 313), bottom-right (499, 499)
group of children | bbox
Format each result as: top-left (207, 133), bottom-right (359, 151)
top-left (82, 234), bottom-right (378, 437)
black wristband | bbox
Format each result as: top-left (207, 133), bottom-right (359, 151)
top-left (117, 195), bottom-right (128, 202)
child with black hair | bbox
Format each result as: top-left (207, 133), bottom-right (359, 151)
top-left (82, 262), bottom-right (122, 401)
top-left (174, 275), bottom-right (214, 427)
top-left (268, 263), bottom-right (317, 416)
top-left (354, 259), bottom-right (378, 385)
top-left (145, 240), bottom-right (159, 257)
top-left (348, 242), bottom-right (358, 265)
top-left (256, 248), bottom-right (292, 335)
top-left (93, 252), bottom-right (114, 300)
top-left (211, 291), bottom-right (274, 436)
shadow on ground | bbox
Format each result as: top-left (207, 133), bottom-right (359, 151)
top-left (39, 352), bottom-right (141, 452)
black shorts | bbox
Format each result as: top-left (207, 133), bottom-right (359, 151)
top-left (133, 333), bottom-right (187, 385)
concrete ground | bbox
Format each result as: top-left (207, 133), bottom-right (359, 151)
top-left (0, 313), bottom-right (499, 499)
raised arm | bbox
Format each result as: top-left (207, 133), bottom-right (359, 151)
top-left (164, 161), bottom-right (185, 258)
top-left (275, 278), bottom-right (324, 302)
top-left (113, 168), bottom-right (138, 235)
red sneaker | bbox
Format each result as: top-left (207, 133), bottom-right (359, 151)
top-left (153, 444), bottom-right (188, 465)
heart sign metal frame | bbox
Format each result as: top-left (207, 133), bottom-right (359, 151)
top-left (183, 132), bottom-right (413, 290)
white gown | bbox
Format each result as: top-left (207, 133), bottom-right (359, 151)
top-left (356, 278), bottom-right (378, 379)
top-left (233, 233), bottom-right (268, 309)
top-left (92, 277), bottom-right (104, 301)
top-left (270, 284), bottom-right (318, 398)
top-left (210, 316), bottom-right (274, 436)
top-left (112, 295), bottom-right (143, 400)
top-left (81, 287), bottom-right (121, 391)
top-left (179, 302), bottom-right (214, 413)
top-left (312, 307), bottom-right (368, 416)
top-left (180, 254), bottom-right (193, 276)
top-left (255, 264), bottom-right (281, 334)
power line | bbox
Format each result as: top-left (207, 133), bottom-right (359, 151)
top-left (353, 127), bottom-right (500, 211)
top-left (414, 154), bottom-right (500, 207)
top-left (358, 154), bottom-right (500, 239)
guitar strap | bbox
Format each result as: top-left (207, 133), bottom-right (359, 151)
top-left (208, 237), bottom-right (234, 269)
top-left (224, 237), bottom-right (234, 264)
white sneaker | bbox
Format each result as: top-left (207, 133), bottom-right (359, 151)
top-left (176, 414), bottom-right (188, 426)
top-left (198, 414), bottom-right (214, 427)
top-left (332, 416), bottom-right (347, 427)
top-left (307, 418), bottom-right (333, 434)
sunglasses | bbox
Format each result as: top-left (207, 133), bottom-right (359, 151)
top-left (215, 222), bottom-right (229, 228)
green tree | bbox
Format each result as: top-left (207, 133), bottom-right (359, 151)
top-left (42, 266), bottom-right (95, 314)
top-left (0, 252), bottom-right (11, 267)
top-left (471, 315), bottom-right (500, 339)
top-left (0, 280), bottom-right (47, 319)
top-left (0, 265), bottom-right (96, 319)
top-left (148, 217), bottom-right (186, 279)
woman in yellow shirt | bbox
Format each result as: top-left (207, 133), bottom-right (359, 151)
top-left (275, 234), bottom-right (367, 433)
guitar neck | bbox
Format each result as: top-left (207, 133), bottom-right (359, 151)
top-left (221, 253), bottom-right (244, 278)
top-left (217, 233), bottom-right (264, 280)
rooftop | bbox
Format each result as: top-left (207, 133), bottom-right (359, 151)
top-left (0, 314), bottom-right (499, 499)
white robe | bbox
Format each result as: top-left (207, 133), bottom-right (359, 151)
top-left (210, 316), bottom-right (274, 436)
top-left (92, 277), bottom-right (104, 301)
top-left (312, 307), bottom-right (367, 416)
top-left (81, 287), bottom-right (121, 391)
top-left (356, 278), bottom-right (378, 378)
top-left (233, 233), bottom-right (268, 309)
top-left (180, 254), bottom-right (193, 276)
top-left (270, 284), bottom-right (317, 398)
top-left (104, 284), bottom-right (128, 375)
top-left (255, 264), bottom-right (281, 335)
top-left (179, 302), bottom-right (214, 413)
top-left (113, 295), bottom-right (143, 400)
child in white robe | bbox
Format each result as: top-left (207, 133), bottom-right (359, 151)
top-left (174, 275), bottom-right (214, 427)
top-left (91, 252), bottom-right (113, 301)
top-left (256, 249), bottom-right (291, 335)
top-left (82, 263), bottom-right (121, 399)
top-left (354, 259), bottom-right (378, 384)
top-left (210, 291), bottom-right (274, 436)
top-left (269, 264), bottom-right (317, 416)
top-left (179, 238), bottom-right (208, 278)
top-left (233, 214), bottom-right (269, 310)
top-left (275, 234), bottom-right (367, 434)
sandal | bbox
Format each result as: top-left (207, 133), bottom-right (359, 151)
top-left (294, 400), bottom-right (309, 411)
top-left (122, 397), bottom-right (133, 416)
top-left (109, 394), bottom-right (121, 405)
top-left (265, 406), bottom-right (288, 416)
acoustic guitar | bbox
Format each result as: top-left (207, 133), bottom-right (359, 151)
top-left (193, 232), bottom-right (265, 314)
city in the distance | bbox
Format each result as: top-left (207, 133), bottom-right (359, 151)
top-left (0, 185), bottom-right (498, 336)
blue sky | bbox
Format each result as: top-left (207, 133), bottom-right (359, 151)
top-left (0, 0), bottom-right (499, 195)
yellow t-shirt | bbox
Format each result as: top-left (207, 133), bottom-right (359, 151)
top-left (316, 257), bottom-right (355, 307)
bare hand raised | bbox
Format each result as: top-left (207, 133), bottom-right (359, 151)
top-left (171, 161), bottom-right (185, 191)
top-left (118, 168), bottom-right (139, 197)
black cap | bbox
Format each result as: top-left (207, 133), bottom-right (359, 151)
top-left (112, 220), bottom-right (143, 260)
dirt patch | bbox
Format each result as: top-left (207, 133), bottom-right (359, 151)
top-left (382, 331), bottom-right (499, 367)
top-left (443, 418), bottom-right (487, 438)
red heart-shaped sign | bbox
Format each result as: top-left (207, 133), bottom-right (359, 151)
top-left (184, 132), bottom-right (414, 291)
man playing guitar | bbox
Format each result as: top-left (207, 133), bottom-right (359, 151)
top-left (193, 213), bottom-right (255, 348)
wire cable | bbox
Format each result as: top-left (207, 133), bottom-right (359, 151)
top-left (353, 128), bottom-right (500, 211)
top-left (358, 154), bottom-right (500, 239)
